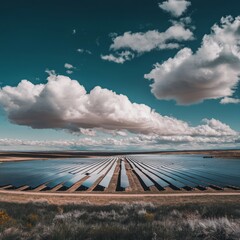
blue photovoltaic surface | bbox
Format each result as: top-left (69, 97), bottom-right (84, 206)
top-left (120, 161), bottom-right (130, 189)
top-left (0, 155), bottom-right (239, 191)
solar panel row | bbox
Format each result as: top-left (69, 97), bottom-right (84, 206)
top-left (120, 160), bottom-right (130, 189)
top-left (0, 155), bottom-right (239, 192)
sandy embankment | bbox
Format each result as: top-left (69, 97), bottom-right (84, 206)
top-left (0, 157), bottom-right (43, 162)
top-left (0, 152), bottom-right (101, 162)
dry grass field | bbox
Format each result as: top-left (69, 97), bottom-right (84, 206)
top-left (0, 199), bottom-right (240, 240)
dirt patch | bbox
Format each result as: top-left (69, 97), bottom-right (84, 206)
top-left (0, 190), bottom-right (239, 205)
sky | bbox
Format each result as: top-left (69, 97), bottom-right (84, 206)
top-left (0, 0), bottom-right (240, 151)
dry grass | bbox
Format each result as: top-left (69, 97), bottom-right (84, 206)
top-left (0, 200), bottom-right (240, 239)
top-left (0, 210), bottom-right (12, 225)
top-left (0, 190), bottom-right (239, 205)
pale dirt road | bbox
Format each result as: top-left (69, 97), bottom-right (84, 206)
top-left (0, 189), bottom-right (240, 197)
top-left (1, 190), bottom-right (239, 205)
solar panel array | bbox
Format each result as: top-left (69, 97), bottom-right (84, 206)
top-left (0, 155), bottom-right (239, 192)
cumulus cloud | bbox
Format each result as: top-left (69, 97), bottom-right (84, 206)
top-left (159, 0), bottom-right (191, 17)
top-left (0, 74), bottom-right (189, 135)
top-left (101, 51), bottom-right (134, 64)
top-left (0, 132), bottom-right (239, 150)
top-left (64, 63), bottom-right (75, 70)
top-left (101, 21), bottom-right (194, 63)
top-left (220, 97), bottom-right (240, 104)
top-left (170, 16), bottom-right (193, 27)
top-left (77, 48), bottom-right (92, 54)
top-left (45, 69), bottom-right (56, 76)
top-left (64, 63), bottom-right (76, 74)
top-left (110, 24), bottom-right (194, 54)
top-left (0, 74), bottom-right (237, 143)
top-left (191, 118), bottom-right (236, 137)
top-left (145, 16), bottom-right (240, 105)
top-left (79, 128), bottom-right (96, 136)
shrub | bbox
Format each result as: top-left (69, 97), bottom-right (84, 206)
top-left (0, 210), bottom-right (12, 225)
top-left (26, 213), bottom-right (39, 227)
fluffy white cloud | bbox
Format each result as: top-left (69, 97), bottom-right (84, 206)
top-left (64, 63), bottom-right (75, 69)
top-left (66, 70), bottom-right (73, 74)
top-left (170, 16), bottom-right (193, 27)
top-left (102, 20), bottom-right (194, 63)
top-left (101, 51), bottom-right (134, 64)
top-left (0, 132), bottom-right (239, 150)
top-left (220, 97), bottom-right (240, 104)
top-left (110, 24), bottom-right (194, 54)
top-left (0, 74), bottom-right (188, 135)
top-left (0, 74), bottom-right (237, 143)
top-left (77, 48), bottom-right (92, 54)
top-left (191, 119), bottom-right (236, 137)
top-left (45, 69), bottom-right (56, 76)
top-left (79, 128), bottom-right (96, 136)
top-left (145, 16), bottom-right (240, 105)
top-left (159, 0), bottom-right (191, 17)
top-left (64, 63), bottom-right (76, 74)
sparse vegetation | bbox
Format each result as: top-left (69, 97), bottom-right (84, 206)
top-left (0, 201), bottom-right (240, 239)
top-left (0, 210), bottom-right (12, 226)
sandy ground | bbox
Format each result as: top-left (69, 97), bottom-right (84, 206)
top-left (0, 190), bottom-right (239, 205)
top-left (0, 154), bottom-right (100, 162)
top-left (0, 157), bottom-right (44, 162)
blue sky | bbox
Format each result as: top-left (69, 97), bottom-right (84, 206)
top-left (0, 0), bottom-right (239, 150)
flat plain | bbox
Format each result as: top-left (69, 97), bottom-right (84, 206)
top-left (0, 150), bottom-right (239, 204)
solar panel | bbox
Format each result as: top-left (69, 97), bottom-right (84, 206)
top-left (127, 158), bottom-right (154, 188)
top-left (130, 159), bottom-right (169, 188)
top-left (80, 159), bottom-right (115, 189)
top-left (140, 162), bottom-right (195, 188)
top-left (63, 173), bottom-right (85, 188)
top-left (81, 174), bottom-right (101, 189)
top-left (164, 165), bottom-right (225, 188)
top-left (46, 174), bottom-right (75, 189)
top-left (98, 161), bottom-right (117, 188)
top-left (135, 161), bottom-right (185, 189)
top-left (120, 161), bottom-right (130, 189)
top-left (70, 159), bottom-right (106, 174)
